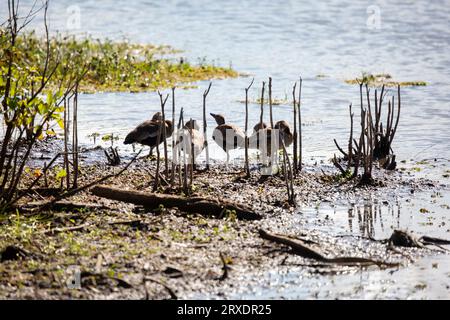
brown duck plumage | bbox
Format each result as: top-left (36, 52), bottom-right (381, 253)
top-left (124, 112), bottom-right (173, 155)
top-left (174, 119), bottom-right (205, 161)
top-left (210, 113), bottom-right (245, 163)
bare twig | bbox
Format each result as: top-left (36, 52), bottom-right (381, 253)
top-left (171, 87), bottom-right (176, 185)
top-left (268, 77), bottom-right (273, 128)
top-left (292, 82), bottom-right (298, 174)
top-left (203, 82), bottom-right (212, 170)
top-left (244, 78), bottom-right (254, 177)
top-left (298, 77), bottom-right (303, 171)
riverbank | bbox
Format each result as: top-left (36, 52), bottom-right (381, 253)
top-left (1, 150), bottom-right (447, 299)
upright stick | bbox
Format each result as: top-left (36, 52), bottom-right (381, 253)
top-left (292, 82), bottom-right (298, 175)
top-left (72, 85), bottom-right (79, 189)
top-left (203, 82), bottom-right (212, 170)
top-left (348, 103), bottom-right (353, 170)
top-left (269, 77), bottom-right (273, 128)
top-left (189, 118), bottom-right (194, 187)
top-left (177, 108), bottom-right (184, 187)
top-left (181, 115), bottom-right (188, 193)
top-left (171, 87), bottom-right (176, 184)
top-left (162, 96), bottom-right (169, 178)
top-left (259, 81), bottom-right (266, 130)
top-left (63, 98), bottom-right (70, 190)
top-left (244, 78), bottom-right (254, 177)
top-left (297, 77), bottom-right (303, 171)
top-left (155, 92), bottom-right (169, 192)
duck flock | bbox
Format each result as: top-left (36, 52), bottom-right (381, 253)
top-left (124, 109), bottom-right (294, 167)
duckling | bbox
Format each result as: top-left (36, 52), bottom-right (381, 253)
top-left (274, 120), bottom-right (293, 147)
top-left (253, 121), bottom-right (269, 133)
top-left (248, 121), bottom-right (293, 160)
top-left (210, 113), bottom-right (245, 165)
top-left (175, 119), bottom-right (205, 163)
top-left (124, 112), bottom-right (173, 156)
top-left (248, 127), bottom-right (276, 156)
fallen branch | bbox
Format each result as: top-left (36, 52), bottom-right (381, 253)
top-left (259, 229), bottom-right (399, 267)
top-left (91, 185), bottom-right (261, 220)
top-left (35, 149), bottom-right (143, 211)
top-left (144, 276), bottom-right (177, 300)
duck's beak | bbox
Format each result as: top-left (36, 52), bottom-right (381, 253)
top-left (210, 113), bottom-right (216, 118)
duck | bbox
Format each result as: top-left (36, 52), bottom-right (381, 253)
top-left (174, 119), bottom-right (205, 163)
top-left (210, 113), bottom-right (245, 164)
top-left (274, 120), bottom-right (293, 148)
top-left (253, 121), bottom-right (269, 133)
top-left (248, 120), bottom-right (293, 156)
top-left (124, 112), bottom-right (174, 156)
top-left (248, 127), bottom-right (275, 156)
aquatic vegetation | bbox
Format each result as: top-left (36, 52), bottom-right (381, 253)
top-left (237, 96), bottom-right (289, 106)
top-left (345, 72), bottom-right (427, 87)
top-left (0, 31), bottom-right (238, 93)
top-left (333, 83), bottom-right (401, 185)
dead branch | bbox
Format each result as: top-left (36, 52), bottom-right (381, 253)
top-left (32, 149), bottom-right (144, 211)
top-left (292, 82), bottom-right (298, 175)
top-left (203, 82), bottom-right (212, 170)
top-left (171, 87), bottom-right (176, 184)
top-left (91, 185), bottom-right (262, 220)
top-left (268, 77), bottom-right (274, 128)
top-left (259, 81), bottom-right (265, 131)
top-left (332, 154), bottom-right (346, 175)
top-left (298, 77), bottom-right (303, 171)
top-left (259, 229), bottom-right (399, 267)
top-left (244, 78), bottom-right (254, 178)
top-left (104, 147), bottom-right (121, 166)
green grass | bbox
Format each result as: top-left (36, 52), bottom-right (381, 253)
top-left (1, 31), bottom-right (238, 93)
top-left (345, 72), bottom-right (427, 87)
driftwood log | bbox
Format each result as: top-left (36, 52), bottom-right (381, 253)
top-left (91, 185), bottom-right (261, 220)
top-left (259, 229), bottom-right (399, 267)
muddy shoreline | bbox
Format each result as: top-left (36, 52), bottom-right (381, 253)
top-left (1, 144), bottom-right (448, 299)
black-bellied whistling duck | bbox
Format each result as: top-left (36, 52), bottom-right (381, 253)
top-left (175, 119), bottom-right (205, 162)
top-left (210, 113), bottom-right (245, 165)
top-left (124, 112), bottom-right (173, 156)
top-left (253, 121), bottom-right (269, 133)
top-left (274, 120), bottom-right (293, 148)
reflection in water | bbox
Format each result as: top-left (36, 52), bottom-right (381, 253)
top-left (347, 201), bottom-right (402, 239)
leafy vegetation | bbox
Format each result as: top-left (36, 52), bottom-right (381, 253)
top-left (345, 72), bottom-right (427, 87)
top-left (0, 1), bottom-right (86, 210)
top-left (1, 31), bottom-right (238, 94)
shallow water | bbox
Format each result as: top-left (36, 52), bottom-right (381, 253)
top-left (2, 0), bottom-right (450, 299)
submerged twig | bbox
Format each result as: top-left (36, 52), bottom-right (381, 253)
top-left (260, 229), bottom-right (399, 267)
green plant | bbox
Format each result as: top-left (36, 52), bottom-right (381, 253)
top-left (0, 1), bottom-right (87, 211)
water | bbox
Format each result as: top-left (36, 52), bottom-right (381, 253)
top-left (4, 0), bottom-right (450, 161)
top-left (1, 0), bottom-right (449, 299)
